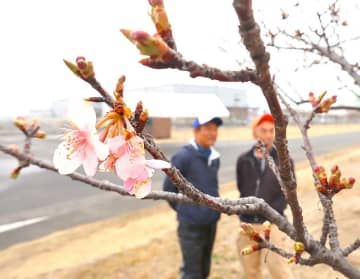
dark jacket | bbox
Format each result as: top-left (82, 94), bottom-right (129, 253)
top-left (163, 143), bottom-right (221, 225)
top-left (236, 145), bottom-right (295, 224)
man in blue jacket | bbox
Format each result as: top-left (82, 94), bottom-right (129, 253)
top-left (163, 115), bottom-right (223, 279)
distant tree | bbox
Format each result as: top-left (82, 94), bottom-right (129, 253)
top-left (265, 0), bottom-right (360, 107)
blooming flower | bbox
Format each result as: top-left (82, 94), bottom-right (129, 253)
top-left (53, 101), bottom-right (109, 176)
top-left (105, 120), bottom-right (171, 198)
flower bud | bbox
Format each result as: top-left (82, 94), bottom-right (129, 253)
top-left (148, 0), bottom-right (163, 7)
top-left (343, 177), bottom-right (356, 189)
top-left (7, 144), bottom-right (20, 153)
top-left (137, 110), bottom-right (149, 133)
top-left (294, 242), bottom-right (305, 253)
top-left (34, 130), bottom-right (47, 139)
top-left (114, 75), bottom-right (126, 100)
top-left (288, 256), bottom-right (296, 264)
top-left (309, 92), bottom-right (316, 105)
top-left (14, 116), bottom-right (27, 131)
top-left (241, 244), bottom-right (260, 256)
top-left (10, 167), bottom-right (21, 179)
top-left (316, 183), bottom-right (327, 194)
top-left (76, 56), bottom-right (87, 70)
top-left (75, 56), bottom-right (95, 79)
top-left (330, 165), bottom-right (339, 174)
top-left (240, 223), bottom-right (263, 242)
top-left (262, 221), bottom-right (271, 241)
top-left (63, 59), bottom-right (81, 77)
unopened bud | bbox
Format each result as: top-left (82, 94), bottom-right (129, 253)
top-left (288, 256), bottom-right (297, 264)
top-left (14, 116), bottom-right (27, 130)
top-left (330, 165), bottom-right (339, 174)
top-left (76, 56), bottom-right (87, 70)
top-left (10, 167), bottom-right (21, 179)
top-left (343, 177), bottom-right (356, 189)
top-left (241, 244), bottom-right (260, 256)
top-left (148, 0), bottom-right (163, 6)
top-left (114, 75), bottom-right (126, 100)
top-left (262, 221), bottom-right (271, 241)
top-left (7, 144), bottom-right (20, 153)
top-left (294, 242), bottom-right (305, 253)
top-left (34, 130), bottom-right (47, 139)
top-left (75, 56), bottom-right (94, 79)
top-left (313, 165), bottom-right (324, 175)
top-left (131, 30), bottom-right (151, 44)
top-left (316, 183), bottom-right (327, 194)
top-left (240, 223), bottom-right (263, 242)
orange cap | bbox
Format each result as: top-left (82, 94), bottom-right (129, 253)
top-left (252, 113), bottom-right (274, 138)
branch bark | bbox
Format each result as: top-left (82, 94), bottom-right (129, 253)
top-left (233, 0), bottom-right (307, 245)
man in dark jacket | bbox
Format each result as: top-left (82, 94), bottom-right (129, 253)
top-left (236, 113), bottom-right (295, 279)
top-left (163, 115), bottom-right (223, 279)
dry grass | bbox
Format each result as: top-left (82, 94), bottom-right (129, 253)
top-left (0, 125), bottom-right (360, 278)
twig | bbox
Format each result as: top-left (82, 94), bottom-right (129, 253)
top-left (143, 50), bottom-right (258, 83)
top-left (233, 0), bottom-right (306, 244)
top-left (343, 239), bottom-right (360, 257)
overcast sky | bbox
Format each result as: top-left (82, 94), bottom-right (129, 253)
top-left (0, 0), bottom-right (359, 118)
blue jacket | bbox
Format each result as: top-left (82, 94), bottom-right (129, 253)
top-left (163, 142), bottom-right (221, 224)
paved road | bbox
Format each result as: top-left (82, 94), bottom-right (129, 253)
top-left (0, 131), bottom-right (359, 250)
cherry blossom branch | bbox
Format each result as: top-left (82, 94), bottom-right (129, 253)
top-left (142, 51), bottom-right (258, 83)
top-left (269, 10), bottom-right (360, 91)
top-left (81, 77), bottom-right (114, 107)
top-left (277, 90), bottom-right (341, 252)
top-left (233, 0), bottom-right (306, 244)
top-left (320, 210), bottom-right (330, 246)
top-left (0, 142), bottom-right (298, 238)
top-left (326, 203), bottom-right (341, 251)
top-left (343, 239), bottom-right (360, 257)
top-left (263, 241), bottom-right (317, 266)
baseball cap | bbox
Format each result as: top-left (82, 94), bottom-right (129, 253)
top-left (192, 116), bottom-right (223, 128)
top-left (252, 113), bottom-right (274, 129)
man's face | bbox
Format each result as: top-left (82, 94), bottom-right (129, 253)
top-left (194, 121), bottom-right (219, 149)
top-left (254, 121), bottom-right (275, 149)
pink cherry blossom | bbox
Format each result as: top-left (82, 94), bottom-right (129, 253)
top-left (105, 123), bottom-right (171, 198)
top-left (53, 101), bottom-right (109, 176)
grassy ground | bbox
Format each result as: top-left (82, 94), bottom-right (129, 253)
top-left (0, 124), bottom-right (360, 278)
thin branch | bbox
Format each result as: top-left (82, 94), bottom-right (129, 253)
top-left (277, 88), bottom-right (341, 253)
top-left (82, 77), bottom-right (114, 107)
top-left (331, 106), bottom-right (360, 111)
top-left (343, 239), bottom-right (360, 257)
top-left (142, 50), bottom-right (258, 83)
top-left (263, 241), bottom-right (318, 266)
top-left (326, 204), bottom-right (341, 251)
top-left (316, 12), bottom-right (331, 51)
top-left (320, 210), bottom-right (330, 246)
top-left (233, 0), bottom-right (307, 244)
top-left (0, 143), bottom-right (298, 239)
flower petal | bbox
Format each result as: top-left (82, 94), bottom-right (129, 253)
top-left (67, 100), bottom-right (96, 131)
top-left (145, 159), bottom-right (171, 169)
top-left (107, 135), bottom-right (126, 155)
top-left (91, 136), bottom-right (109, 160)
top-left (53, 142), bottom-right (82, 175)
top-left (82, 147), bottom-right (99, 176)
top-left (124, 178), bottom-right (136, 194)
top-left (115, 153), bottom-right (146, 180)
top-left (134, 180), bottom-right (152, 199)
